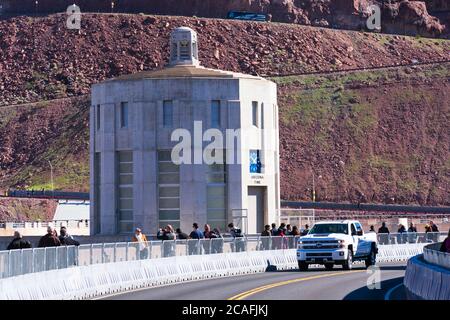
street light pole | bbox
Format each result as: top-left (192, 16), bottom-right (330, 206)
top-left (312, 173), bottom-right (316, 202)
top-left (48, 160), bottom-right (54, 197)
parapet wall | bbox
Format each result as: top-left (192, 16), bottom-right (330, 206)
top-left (0, 249), bottom-right (298, 300)
top-left (403, 254), bottom-right (450, 300)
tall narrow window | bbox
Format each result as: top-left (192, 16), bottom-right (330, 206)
top-left (163, 100), bottom-right (173, 128)
top-left (94, 153), bottom-right (101, 234)
top-left (158, 150), bottom-right (180, 228)
top-left (211, 100), bottom-right (221, 128)
top-left (117, 151), bottom-right (133, 233)
top-left (207, 152), bottom-right (227, 231)
top-left (120, 102), bottom-right (128, 128)
top-left (252, 101), bottom-right (258, 127)
top-left (96, 104), bottom-right (101, 130)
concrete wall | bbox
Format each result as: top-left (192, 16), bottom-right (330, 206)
top-left (91, 70), bottom-right (279, 235)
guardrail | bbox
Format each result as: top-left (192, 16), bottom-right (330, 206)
top-left (0, 236), bottom-right (300, 279)
top-left (423, 242), bottom-right (450, 269)
top-left (376, 232), bottom-right (446, 245)
top-left (0, 220), bottom-right (89, 229)
top-left (0, 233), bottom-right (444, 280)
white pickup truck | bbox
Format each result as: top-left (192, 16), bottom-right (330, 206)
top-left (296, 220), bottom-right (378, 271)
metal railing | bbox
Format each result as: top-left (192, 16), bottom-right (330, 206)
top-left (0, 232), bottom-right (446, 280)
top-left (376, 232), bottom-right (446, 245)
top-left (423, 242), bottom-right (450, 270)
top-left (0, 236), bottom-right (301, 279)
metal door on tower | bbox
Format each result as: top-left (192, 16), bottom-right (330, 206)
top-left (247, 186), bottom-right (265, 234)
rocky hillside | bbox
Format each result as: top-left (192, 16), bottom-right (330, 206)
top-left (0, 14), bottom-right (449, 106)
top-left (0, 198), bottom-right (56, 222)
top-left (0, 0), bottom-right (448, 38)
top-left (0, 14), bottom-right (449, 206)
top-left (277, 63), bottom-right (449, 205)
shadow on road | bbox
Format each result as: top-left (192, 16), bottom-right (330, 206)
top-left (267, 264), bottom-right (406, 273)
top-left (343, 277), bottom-right (405, 300)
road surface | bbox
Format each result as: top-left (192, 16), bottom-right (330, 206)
top-left (101, 262), bottom-right (407, 300)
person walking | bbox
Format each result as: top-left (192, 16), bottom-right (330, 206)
top-left (300, 224), bottom-right (310, 236)
top-left (430, 221), bottom-right (439, 243)
top-left (58, 227), bottom-right (80, 246)
top-left (408, 223), bottom-right (417, 233)
top-left (210, 228), bottom-right (224, 253)
top-left (162, 225), bottom-right (176, 257)
top-left (407, 222), bottom-right (418, 243)
top-left (7, 231), bottom-right (32, 250)
top-left (176, 228), bottom-right (189, 240)
top-left (285, 224), bottom-right (292, 236)
top-left (203, 224), bottom-right (213, 254)
top-left (228, 222), bottom-right (245, 252)
top-left (188, 223), bottom-right (204, 255)
top-left (260, 225), bottom-right (271, 250)
top-left (38, 226), bottom-right (61, 248)
top-left (397, 224), bottom-right (406, 244)
top-left (132, 228), bottom-right (149, 260)
top-left (270, 223), bottom-right (277, 236)
top-left (378, 222), bottom-right (390, 245)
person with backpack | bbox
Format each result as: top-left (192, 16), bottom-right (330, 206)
top-left (228, 222), bottom-right (245, 252)
top-left (7, 231), bottom-right (32, 250)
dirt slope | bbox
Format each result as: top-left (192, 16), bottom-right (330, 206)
top-left (0, 14), bottom-right (449, 106)
top-left (0, 14), bottom-right (449, 207)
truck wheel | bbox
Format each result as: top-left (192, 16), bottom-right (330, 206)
top-left (365, 249), bottom-right (376, 268)
top-left (324, 263), bottom-right (334, 271)
top-left (298, 261), bottom-right (308, 271)
top-left (343, 250), bottom-right (353, 270)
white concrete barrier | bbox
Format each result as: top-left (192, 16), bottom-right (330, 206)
top-left (0, 249), bottom-right (297, 300)
top-left (0, 243), bottom-right (425, 300)
top-left (404, 254), bottom-right (450, 300)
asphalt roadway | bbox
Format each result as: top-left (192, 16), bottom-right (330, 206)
top-left (101, 262), bottom-right (407, 300)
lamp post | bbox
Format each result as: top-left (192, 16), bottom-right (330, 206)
top-left (48, 160), bottom-right (54, 197)
top-left (312, 173), bottom-right (322, 202)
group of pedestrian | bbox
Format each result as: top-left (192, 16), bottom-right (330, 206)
top-left (371, 221), bottom-right (439, 235)
top-left (369, 221), bottom-right (442, 245)
top-left (6, 225), bottom-right (79, 250)
top-left (258, 223), bottom-right (309, 250)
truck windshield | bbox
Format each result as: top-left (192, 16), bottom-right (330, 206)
top-left (308, 224), bottom-right (348, 235)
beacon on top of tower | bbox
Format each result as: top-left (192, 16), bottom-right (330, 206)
top-left (169, 27), bottom-right (199, 67)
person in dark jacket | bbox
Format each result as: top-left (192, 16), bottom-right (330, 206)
top-left (440, 230), bottom-right (450, 253)
top-left (58, 227), bottom-right (80, 246)
top-left (300, 224), bottom-right (310, 236)
top-left (378, 222), bottom-right (390, 245)
top-left (260, 225), bottom-right (271, 250)
top-left (176, 228), bottom-right (189, 240)
top-left (38, 226), bottom-right (61, 248)
top-left (408, 223), bottom-right (417, 233)
top-left (7, 231), bottom-right (32, 250)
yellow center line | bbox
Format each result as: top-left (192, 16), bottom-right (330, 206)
top-left (227, 270), bottom-right (365, 300)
